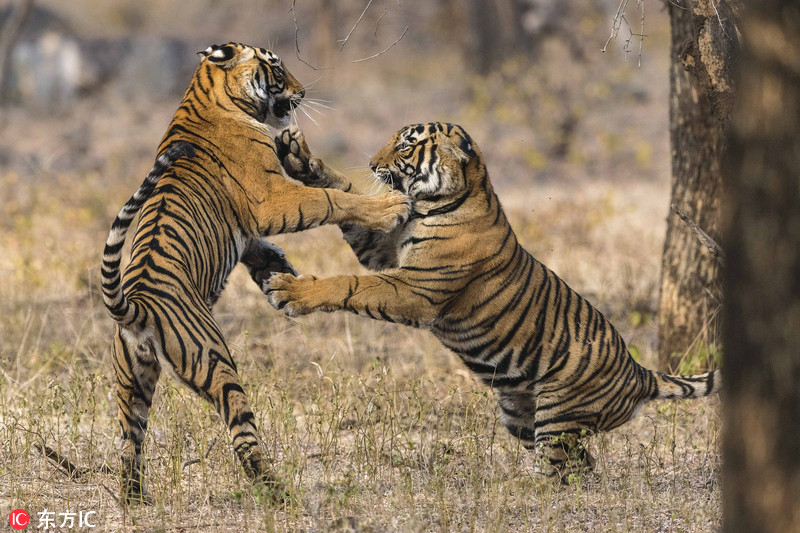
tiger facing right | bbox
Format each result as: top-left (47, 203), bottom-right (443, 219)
top-left (267, 123), bottom-right (721, 480)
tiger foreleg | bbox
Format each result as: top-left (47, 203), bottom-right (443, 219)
top-left (255, 181), bottom-right (409, 235)
top-left (275, 126), bottom-right (404, 270)
top-left (266, 272), bottom-right (440, 326)
top-left (241, 238), bottom-right (297, 294)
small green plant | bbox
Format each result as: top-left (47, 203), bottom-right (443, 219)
top-left (677, 343), bottom-right (723, 374)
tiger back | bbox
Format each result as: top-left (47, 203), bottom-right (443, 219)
top-left (268, 123), bottom-right (720, 481)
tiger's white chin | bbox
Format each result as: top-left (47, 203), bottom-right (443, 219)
top-left (265, 113), bottom-right (291, 129)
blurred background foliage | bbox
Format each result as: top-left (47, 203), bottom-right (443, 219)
top-left (0, 0), bottom-right (668, 178)
top-left (0, 0), bottom-right (675, 367)
top-left (0, 0), bottom-right (673, 376)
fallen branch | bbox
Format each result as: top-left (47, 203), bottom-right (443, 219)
top-left (181, 436), bottom-right (219, 471)
top-left (35, 443), bottom-right (115, 480)
top-left (671, 203), bottom-right (726, 267)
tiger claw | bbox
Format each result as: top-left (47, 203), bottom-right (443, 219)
top-left (265, 273), bottom-right (319, 316)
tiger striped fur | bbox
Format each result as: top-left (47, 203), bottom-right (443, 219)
top-left (102, 43), bottom-right (409, 504)
top-left (268, 123), bottom-right (721, 481)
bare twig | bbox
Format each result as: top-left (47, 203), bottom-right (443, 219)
top-left (36, 443), bottom-right (88, 479)
top-left (374, 7), bottom-right (389, 38)
top-left (602, 0), bottom-right (647, 67)
top-left (100, 484), bottom-right (121, 506)
top-left (352, 25), bottom-right (409, 63)
top-left (638, 0), bottom-right (645, 68)
top-left (602, 0), bottom-right (630, 53)
top-left (181, 436), bottom-right (220, 471)
top-left (289, 0), bottom-right (332, 70)
top-left (339, 0), bottom-right (375, 51)
top-left (710, 0), bottom-right (729, 36)
top-left (671, 203), bottom-right (726, 267)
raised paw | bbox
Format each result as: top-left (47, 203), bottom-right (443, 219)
top-left (275, 126), bottom-right (321, 185)
top-left (266, 273), bottom-right (321, 317)
top-left (358, 190), bottom-right (411, 232)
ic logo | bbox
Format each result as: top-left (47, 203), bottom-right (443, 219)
top-left (9, 509), bottom-right (29, 529)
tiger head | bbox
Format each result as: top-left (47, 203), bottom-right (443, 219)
top-left (197, 42), bottom-right (304, 128)
top-left (369, 122), bottom-right (480, 200)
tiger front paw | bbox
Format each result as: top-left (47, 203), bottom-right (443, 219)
top-left (266, 273), bottom-right (322, 317)
top-left (358, 191), bottom-right (411, 232)
top-left (275, 126), bottom-right (323, 186)
top-left (242, 239), bottom-right (297, 293)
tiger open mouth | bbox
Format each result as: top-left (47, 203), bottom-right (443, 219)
top-left (376, 168), bottom-right (404, 192)
top-left (272, 97), bottom-right (300, 119)
top-left (273, 99), bottom-right (290, 119)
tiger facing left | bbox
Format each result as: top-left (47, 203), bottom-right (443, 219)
top-left (101, 42), bottom-right (410, 504)
top-left (268, 123), bottom-right (720, 482)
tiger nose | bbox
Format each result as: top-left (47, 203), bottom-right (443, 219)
top-left (298, 88), bottom-right (306, 98)
top-left (369, 162), bottom-right (377, 172)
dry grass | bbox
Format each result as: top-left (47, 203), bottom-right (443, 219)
top-left (0, 170), bottom-right (721, 531)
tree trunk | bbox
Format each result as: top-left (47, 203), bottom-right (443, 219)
top-left (312, 0), bottom-right (337, 67)
top-left (463, 0), bottom-right (527, 73)
top-left (722, 1), bottom-right (800, 530)
top-left (658, 0), bottom-right (738, 371)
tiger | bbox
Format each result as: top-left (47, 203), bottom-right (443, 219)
top-left (101, 42), bottom-right (410, 504)
top-left (267, 123), bottom-right (721, 481)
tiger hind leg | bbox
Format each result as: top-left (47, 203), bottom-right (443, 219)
top-left (534, 400), bottom-right (595, 482)
top-left (158, 311), bottom-right (286, 501)
top-left (534, 432), bottom-right (595, 483)
top-left (497, 391), bottom-right (594, 483)
top-left (113, 328), bottom-right (160, 505)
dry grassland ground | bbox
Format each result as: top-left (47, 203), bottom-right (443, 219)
top-left (0, 152), bottom-right (721, 531)
top-left (0, 9), bottom-right (721, 530)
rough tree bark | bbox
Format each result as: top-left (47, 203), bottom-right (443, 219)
top-left (722, 1), bottom-right (800, 530)
top-left (658, 0), bottom-right (738, 371)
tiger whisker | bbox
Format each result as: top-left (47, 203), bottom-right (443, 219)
top-left (304, 100), bottom-right (336, 111)
top-left (302, 96), bottom-right (334, 103)
top-left (364, 172), bottom-right (390, 196)
top-left (299, 103), bottom-right (327, 118)
top-left (298, 105), bottom-right (320, 129)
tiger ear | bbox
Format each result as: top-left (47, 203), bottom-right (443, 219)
top-left (197, 44), bottom-right (238, 67)
top-left (439, 129), bottom-right (477, 163)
